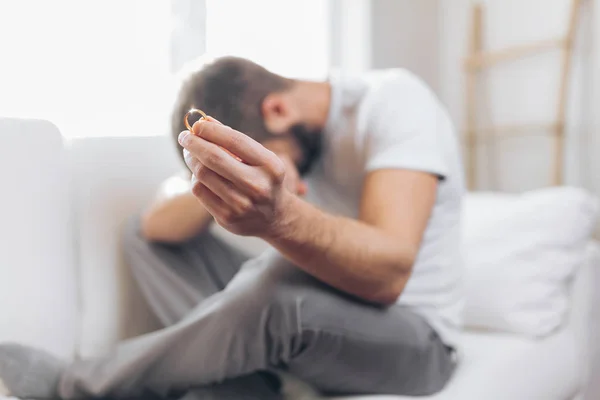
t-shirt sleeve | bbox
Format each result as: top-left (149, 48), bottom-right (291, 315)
top-left (364, 74), bottom-right (449, 179)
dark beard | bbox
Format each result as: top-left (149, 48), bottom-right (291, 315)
top-left (289, 124), bottom-right (323, 176)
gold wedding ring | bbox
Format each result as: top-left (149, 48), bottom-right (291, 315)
top-left (183, 108), bottom-right (243, 162)
top-left (184, 108), bottom-right (208, 132)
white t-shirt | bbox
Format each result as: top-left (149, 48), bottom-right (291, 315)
top-left (305, 69), bottom-right (465, 347)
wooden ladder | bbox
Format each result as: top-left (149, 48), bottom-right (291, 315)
top-left (464, 0), bottom-right (583, 190)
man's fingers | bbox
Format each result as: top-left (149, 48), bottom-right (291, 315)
top-left (191, 178), bottom-right (230, 220)
top-left (195, 166), bottom-right (253, 213)
top-left (202, 115), bottom-right (223, 125)
top-left (182, 134), bottom-right (257, 188)
top-left (192, 120), bottom-right (278, 168)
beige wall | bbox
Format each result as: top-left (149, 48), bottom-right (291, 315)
top-left (370, 0), bottom-right (440, 92)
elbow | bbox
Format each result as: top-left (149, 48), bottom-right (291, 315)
top-left (139, 215), bottom-right (166, 243)
top-left (370, 278), bottom-right (408, 306)
top-left (368, 251), bottom-right (416, 306)
top-left (361, 269), bottom-right (411, 306)
top-left (140, 212), bottom-right (190, 244)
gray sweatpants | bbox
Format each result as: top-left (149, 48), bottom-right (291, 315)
top-left (59, 218), bottom-right (455, 399)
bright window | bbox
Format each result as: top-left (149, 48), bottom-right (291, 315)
top-left (205, 0), bottom-right (330, 80)
top-left (0, 0), bottom-right (172, 138)
top-left (0, 0), bottom-right (330, 138)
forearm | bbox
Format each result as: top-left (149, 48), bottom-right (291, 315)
top-left (141, 192), bottom-right (213, 243)
top-left (264, 193), bottom-right (414, 305)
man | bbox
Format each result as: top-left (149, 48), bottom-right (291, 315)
top-left (0, 56), bottom-right (464, 399)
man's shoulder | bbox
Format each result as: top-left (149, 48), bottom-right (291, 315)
top-left (358, 69), bottom-right (439, 113)
top-left (362, 69), bottom-right (433, 94)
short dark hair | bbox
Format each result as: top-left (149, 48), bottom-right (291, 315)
top-left (171, 56), bottom-right (292, 160)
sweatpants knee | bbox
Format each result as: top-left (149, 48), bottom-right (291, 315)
top-left (221, 271), bottom-right (301, 328)
top-left (213, 261), bottom-right (306, 364)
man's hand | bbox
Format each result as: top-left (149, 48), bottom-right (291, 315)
top-left (179, 118), bottom-right (437, 306)
top-left (178, 118), bottom-right (292, 237)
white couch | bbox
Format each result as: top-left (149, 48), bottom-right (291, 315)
top-left (0, 118), bottom-right (598, 400)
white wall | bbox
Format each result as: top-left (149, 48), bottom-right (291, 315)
top-left (590, 0), bottom-right (600, 203)
top-left (584, 4), bottom-right (600, 396)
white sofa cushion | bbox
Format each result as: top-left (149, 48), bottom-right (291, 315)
top-left (0, 118), bottom-right (78, 359)
top-left (326, 243), bottom-right (599, 400)
top-left (462, 187), bottom-right (598, 337)
top-left (69, 135), bottom-right (182, 357)
top-left (329, 330), bottom-right (581, 400)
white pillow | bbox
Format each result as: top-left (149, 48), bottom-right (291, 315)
top-left (462, 187), bottom-right (598, 337)
top-left (0, 119), bottom-right (79, 359)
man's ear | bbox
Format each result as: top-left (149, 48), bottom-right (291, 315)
top-left (262, 93), bottom-right (291, 134)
